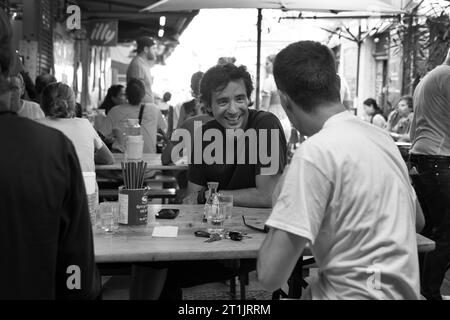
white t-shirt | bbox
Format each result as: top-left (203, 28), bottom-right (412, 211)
top-left (38, 118), bottom-right (103, 172)
top-left (266, 111), bottom-right (420, 300)
top-left (17, 100), bottom-right (45, 121)
top-left (104, 103), bottom-right (166, 153)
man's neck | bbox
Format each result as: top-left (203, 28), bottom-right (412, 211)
top-left (306, 103), bottom-right (347, 135)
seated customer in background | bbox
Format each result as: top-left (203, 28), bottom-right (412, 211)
top-left (98, 84), bottom-right (127, 115)
top-left (34, 73), bottom-right (56, 105)
top-left (96, 84), bottom-right (127, 148)
top-left (387, 95), bottom-right (413, 142)
top-left (103, 78), bottom-right (166, 154)
top-left (38, 82), bottom-right (113, 172)
top-left (362, 98), bottom-right (387, 129)
top-left (257, 40), bottom-right (424, 300)
top-left (176, 71), bottom-right (204, 128)
top-left (184, 63), bottom-right (287, 208)
top-left (0, 8), bottom-right (100, 299)
top-left (9, 73), bottom-right (44, 120)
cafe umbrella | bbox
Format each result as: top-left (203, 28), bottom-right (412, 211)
top-left (143, 0), bottom-right (406, 108)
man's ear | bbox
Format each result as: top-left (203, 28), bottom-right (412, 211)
top-left (278, 90), bottom-right (292, 112)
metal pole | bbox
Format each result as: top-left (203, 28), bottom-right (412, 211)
top-left (356, 21), bottom-right (361, 98)
top-left (255, 8), bottom-right (262, 110)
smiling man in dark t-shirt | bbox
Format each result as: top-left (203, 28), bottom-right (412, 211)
top-left (185, 63), bottom-right (287, 207)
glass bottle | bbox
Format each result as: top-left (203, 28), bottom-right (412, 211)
top-left (125, 119), bottom-right (144, 160)
top-left (203, 182), bottom-right (219, 223)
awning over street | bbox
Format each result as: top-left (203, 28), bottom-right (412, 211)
top-left (77, 0), bottom-right (198, 43)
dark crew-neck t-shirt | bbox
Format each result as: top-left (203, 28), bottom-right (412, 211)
top-left (187, 109), bottom-right (287, 190)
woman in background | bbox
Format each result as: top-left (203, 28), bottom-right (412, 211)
top-left (387, 96), bottom-right (414, 142)
top-left (39, 82), bottom-right (113, 172)
top-left (261, 54), bottom-right (292, 140)
top-left (99, 84), bottom-right (126, 115)
top-left (363, 98), bottom-right (387, 129)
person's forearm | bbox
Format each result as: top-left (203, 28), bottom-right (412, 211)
top-left (221, 188), bottom-right (272, 208)
top-left (95, 145), bottom-right (114, 165)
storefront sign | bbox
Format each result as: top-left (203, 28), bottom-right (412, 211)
top-left (89, 21), bottom-right (118, 46)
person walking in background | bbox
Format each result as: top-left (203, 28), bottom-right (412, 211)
top-left (387, 96), bottom-right (414, 142)
top-left (409, 48), bottom-right (450, 300)
top-left (9, 73), bottom-right (44, 120)
top-left (0, 9), bottom-right (101, 299)
top-left (258, 41), bottom-right (423, 300)
top-left (362, 98), bottom-right (387, 129)
top-left (38, 82), bottom-right (114, 172)
top-left (127, 36), bottom-right (157, 104)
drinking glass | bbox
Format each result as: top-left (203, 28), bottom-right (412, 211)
top-left (219, 194), bottom-right (233, 226)
top-left (98, 202), bottom-right (120, 233)
top-left (205, 205), bottom-right (225, 235)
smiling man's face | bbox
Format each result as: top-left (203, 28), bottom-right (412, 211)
top-left (209, 79), bottom-right (250, 130)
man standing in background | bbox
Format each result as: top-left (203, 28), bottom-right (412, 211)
top-left (409, 48), bottom-right (450, 300)
top-left (127, 36), bottom-right (157, 103)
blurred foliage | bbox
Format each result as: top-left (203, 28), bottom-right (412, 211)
top-left (391, 1), bottom-right (450, 94)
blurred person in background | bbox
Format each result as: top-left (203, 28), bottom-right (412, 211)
top-left (38, 82), bottom-right (114, 172)
top-left (127, 36), bottom-right (157, 104)
top-left (104, 78), bottom-right (166, 154)
top-left (409, 48), bottom-right (450, 300)
top-left (34, 73), bottom-right (56, 105)
top-left (9, 73), bottom-right (44, 120)
top-left (362, 98), bottom-right (387, 129)
top-left (261, 54), bottom-right (291, 140)
top-left (387, 96), bottom-right (414, 142)
top-left (176, 71), bottom-right (204, 127)
top-left (98, 84), bottom-right (126, 115)
top-left (96, 84), bottom-right (127, 148)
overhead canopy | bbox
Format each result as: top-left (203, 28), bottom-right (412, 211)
top-left (142, 0), bottom-right (407, 106)
top-left (77, 0), bottom-right (198, 43)
top-left (143, 0), bottom-right (406, 13)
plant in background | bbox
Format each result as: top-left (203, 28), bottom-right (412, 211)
top-left (391, 0), bottom-right (450, 95)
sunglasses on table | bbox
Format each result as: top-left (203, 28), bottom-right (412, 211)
top-left (242, 216), bottom-right (269, 233)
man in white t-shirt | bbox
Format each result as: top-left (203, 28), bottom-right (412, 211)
top-left (257, 41), bottom-right (424, 300)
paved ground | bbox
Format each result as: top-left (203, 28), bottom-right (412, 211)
top-left (102, 268), bottom-right (450, 300)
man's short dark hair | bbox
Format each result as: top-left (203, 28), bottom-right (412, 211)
top-left (200, 63), bottom-right (253, 109)
top-left (35, 74), bottom-right (57, 95)
top-left (273, 41), bottom-right (340, 112)
top-left (126, 78), bottom-right (145, 105)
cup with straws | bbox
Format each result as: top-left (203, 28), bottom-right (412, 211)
top-left (118, 161), bottom-right (151, 225)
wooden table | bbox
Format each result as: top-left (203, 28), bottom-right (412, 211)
top-left (94, 204), bottom-right (435, 299)
top-left (95, 153), bottom-right (188, 171)
top-left (94, 204), bottom-right (434, 263)
top-left (94, 205), bottom-right (270, 263)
